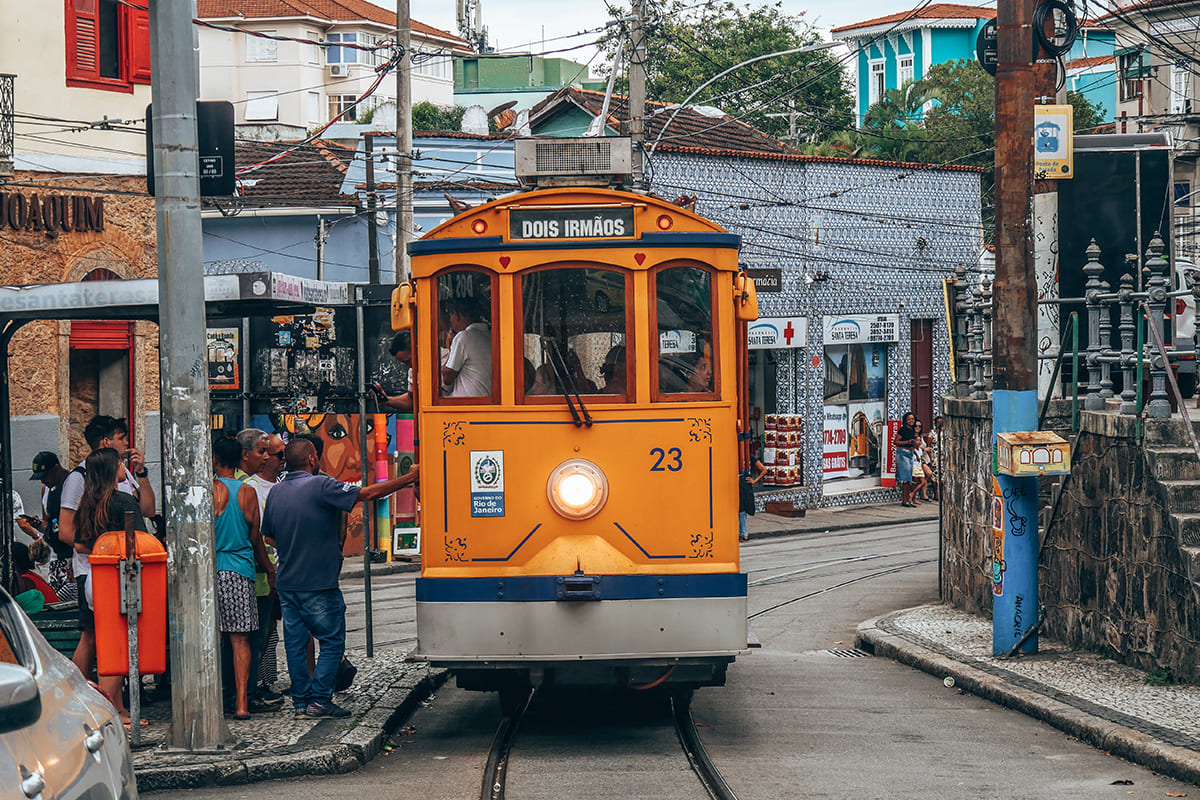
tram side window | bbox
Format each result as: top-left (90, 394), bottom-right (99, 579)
top-left (655, 266), bottom-right (714, 396)
top-left (437, 270), bottom-right (494, 400)
top-left (521, 267), bottom-right (628, 400)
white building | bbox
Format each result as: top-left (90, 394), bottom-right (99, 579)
top-left (197, 0), bottom-right (471, 139)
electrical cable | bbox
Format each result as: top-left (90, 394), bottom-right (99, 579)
top-left (1034, 0), bottom-right (1079, 58)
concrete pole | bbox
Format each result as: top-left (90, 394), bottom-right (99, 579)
top-left (991, 0), bottom-right (1039, 656)
top-left (395, 0), bottom-right (413, 283)
top-left (147, 0), bottom-right (224, 747)
top-left (1034, 2), bottom-right (1063, 400)
top-left (628, 0), bottom-right (647, 189)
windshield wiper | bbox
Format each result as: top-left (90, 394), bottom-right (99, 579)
top-left (545, 338), bottom-right (593, 428)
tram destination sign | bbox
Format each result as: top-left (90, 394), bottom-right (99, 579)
top-left (510, 206), bottom-right (635, 240)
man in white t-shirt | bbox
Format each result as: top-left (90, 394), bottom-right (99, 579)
top-left (440, 297), bottom-right (492, 398)
top-left (58, 415), bottom-right (155, 711)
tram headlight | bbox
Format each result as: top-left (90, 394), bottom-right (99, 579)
top-left (546, 459), bottom-right (609, 520)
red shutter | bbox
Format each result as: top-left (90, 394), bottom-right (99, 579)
top-left (65, 0), bottom-right (101, 82)
top-left (70, 321), bottom-right (133, 350)
top-left (125, 5), bottom-right (151, 84)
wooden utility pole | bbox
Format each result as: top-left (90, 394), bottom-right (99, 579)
top-left (628, 0), bottom-right (647, 189)
top-left (395, 0), bottom-right (413, 282)
top-left (991, 0), bottom-right (1039, 656)
top-left (366, 133), bottom-right (380, 284)
top-left (147, 0), bottom-right (224, 748)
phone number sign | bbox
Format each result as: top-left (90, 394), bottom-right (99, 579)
top-left (823, 314), bottom-right (899, 345)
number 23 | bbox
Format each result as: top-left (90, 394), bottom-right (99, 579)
top-left (650, 447), bottom-right (683, 471)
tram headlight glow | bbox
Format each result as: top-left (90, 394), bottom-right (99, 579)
top-left (546, 459), bottom-right (609, 520)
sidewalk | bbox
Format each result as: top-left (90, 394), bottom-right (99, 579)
top-left (134, 498), bottom-right (1200, 791)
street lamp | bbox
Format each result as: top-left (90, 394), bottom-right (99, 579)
top-left (645, 40), bottom-right (842, 159)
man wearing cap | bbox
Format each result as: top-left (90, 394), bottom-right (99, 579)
top-left (19, 451), bottom-right (76, 602)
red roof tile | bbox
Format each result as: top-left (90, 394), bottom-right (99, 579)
top-left (230, 139), bottom-right (358, 207)
top-left (832, 3), bottom-right (995, 34)
top-left (1066, 55), bottom-right (1115, 69)
top-left (196, 0), bottom-right (467, 45)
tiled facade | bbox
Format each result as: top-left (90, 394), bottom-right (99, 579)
top-left (652, 151), bottom-right (982, 508)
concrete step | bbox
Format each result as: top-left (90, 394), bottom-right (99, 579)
top-left (1174, 514), bottom-right (1200, 547)
top-left (1183, 545), bottom-right (1200, 581)
top-left (1143, 417), bottom-right (1200, 447)
top-left (1146, 447), bottom-right (1200, 482)
top-left (1160, 480), bottom-right (1200, 510)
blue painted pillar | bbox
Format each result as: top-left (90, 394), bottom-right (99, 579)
top-left (991, 389), bottom-right (1039, 654)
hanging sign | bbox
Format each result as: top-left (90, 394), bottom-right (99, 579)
top-left (824, 314), bottom-right (900, 344)
top-left (749, 317), bottom-right (807, 349)
top-left (1034, 105), bottom-right (1074, 179)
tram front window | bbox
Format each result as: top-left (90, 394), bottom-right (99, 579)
top-left (521, 267), bottom-right (629, 401)
top-left (655, 266), bottom-right (715, 397)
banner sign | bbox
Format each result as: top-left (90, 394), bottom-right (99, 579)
top-left (749, 317), bottom-right (807, 349)
top-left (824, 314), bottom-right (900, 344)
top-left (510, 206), bottom-right (634, 240)
top-left (822, 405), bottom-right (849, 478)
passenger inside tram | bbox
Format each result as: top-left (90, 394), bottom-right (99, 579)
top-left (599, 345), bottom-right (627, 394)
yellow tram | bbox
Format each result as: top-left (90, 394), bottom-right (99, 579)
top-left (392, 163), bottom-right (758, 700)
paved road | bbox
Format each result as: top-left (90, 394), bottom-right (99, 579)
top-left (175, 522), bottom-right (1194, 799)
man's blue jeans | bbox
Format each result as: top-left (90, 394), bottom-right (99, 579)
top-left (278, 588), bottom-right (346, 708)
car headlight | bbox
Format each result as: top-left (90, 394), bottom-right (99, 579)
top-left (546, 459), bottom-right (609, 520)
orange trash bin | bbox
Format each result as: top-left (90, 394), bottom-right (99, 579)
top-left (89, 530), bottom-right (168, 676)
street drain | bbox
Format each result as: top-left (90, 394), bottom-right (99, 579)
top-left (824, 648), bottom-right (870, 658)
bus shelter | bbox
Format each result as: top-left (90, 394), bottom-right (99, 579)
top-left (0, 272), bottom-right (352, 590)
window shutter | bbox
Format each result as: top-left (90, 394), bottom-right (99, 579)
top-left (126, 4), bottom-right (151, 84)
top-left (66, 0), bottom-right (101, 82)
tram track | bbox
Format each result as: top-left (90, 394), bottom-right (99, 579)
top-left (748, 558), bottom-right (935, 620)
top-left (479, 689), bottom-right (739, 800)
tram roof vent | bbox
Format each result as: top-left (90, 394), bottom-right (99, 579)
top-left (514, 137), bottom-right (633, 189)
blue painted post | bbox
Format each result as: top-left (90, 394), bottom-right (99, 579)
top-left (991, 390), bottom-right (1039, 654)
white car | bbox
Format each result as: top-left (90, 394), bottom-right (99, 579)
top-left (0, 589), bottom-right (138, 799)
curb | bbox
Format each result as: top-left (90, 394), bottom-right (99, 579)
top-left (136, 666), bottom-right (450, 792)
top-left (746, 511), bottom-right (939, 540)
top-left (342, 560), bottom-right (421, 580)
top-left (855, 614), bottom-right (1200, 787)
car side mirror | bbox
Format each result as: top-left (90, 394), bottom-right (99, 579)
top-left (0, 663), bottom-right (40, 734)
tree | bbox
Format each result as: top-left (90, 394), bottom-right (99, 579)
top-left (412, 101), bottom-right (467, 133)
top-left (1067, 91), bottom-right (1106, 134)
top-left (857, 80), bottom-right (933, 163)
top-left (599, 0), bottom-right (854, 142)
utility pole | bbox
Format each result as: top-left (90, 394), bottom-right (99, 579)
top-left (366, 133), bottom-right (380, 284)
top-left (991, 0), bottom-right (1039, 656)
top-left (1034, 2), bottom-right (1063, 401)
top-left (628, 0), bottom-right (647, 190)
top-left (395, 0), bottom-right (413, 282)
top-left (147, 0), bottom-right (224, 748)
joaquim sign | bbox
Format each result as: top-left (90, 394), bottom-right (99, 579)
top-left (0, 192), bottom-right (104, 237)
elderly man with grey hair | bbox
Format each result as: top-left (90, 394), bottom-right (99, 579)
top-left (234, 428), bottom-right (269, 481)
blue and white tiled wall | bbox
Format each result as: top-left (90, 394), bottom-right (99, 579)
top-left (652, 152), bottom-right (982, 508)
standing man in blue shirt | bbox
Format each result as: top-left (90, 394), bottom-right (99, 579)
top-left (262, 437), bottom-right (418, 718)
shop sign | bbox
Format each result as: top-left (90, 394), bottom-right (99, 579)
top-left (0, 192), bottom-right (104, 237)
top-left (744, 267), bottom-right (781, 293)
top-left (748, 317), bottom-right (806, 349)
top-left (509, 206), bottom-right (634, 240)
top-left (822, 405), bottom-right (849, 479)
top-left (824, 314), bottom-right (899, 344)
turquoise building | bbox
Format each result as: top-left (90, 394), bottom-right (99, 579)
top-left (833, 3), bottom-right (996, 127)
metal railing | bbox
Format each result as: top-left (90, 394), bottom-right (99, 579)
top-left (954, 232), bottom-right (1198, 424)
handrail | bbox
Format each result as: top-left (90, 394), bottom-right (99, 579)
top-left (1038, 311), bottom-right (1080, 432)
top-left (1141, 301), bottom-right (1200, 463)
top-left (1136, 314), bottom-right (1145, 443)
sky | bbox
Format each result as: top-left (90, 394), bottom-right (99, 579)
top-left (408, 0), bottom-right (922, 76)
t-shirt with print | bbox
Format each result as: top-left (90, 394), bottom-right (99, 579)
top-left (261, 471), bottom-right (360, 592)
top-left (60, 464), bottom-right (139, 579)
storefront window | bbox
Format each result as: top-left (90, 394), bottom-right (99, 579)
top-left (435, 269), bottom-right (494, 402)
top-left (520, 266), bottom-right (628, 400)
top-left (823, 342), bottom-right (888, 483)
top-left (654, 265), bottom-right (714, 397)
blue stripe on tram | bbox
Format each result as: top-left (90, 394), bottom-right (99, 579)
top-left (416, 573), bottom-right (748, 603)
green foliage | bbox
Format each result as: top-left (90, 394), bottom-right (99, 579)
top-left (1067, 91), bottom-right (1106, 134)
top-left (599, 0), bottom-right (854, 142)
top-left (1146, 666), bottom-right (1183, 686)
top-left (412, 101), bottom-right (467, 133)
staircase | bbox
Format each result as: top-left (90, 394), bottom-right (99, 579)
top-left (1142, 418), bottom-right (1200, 596)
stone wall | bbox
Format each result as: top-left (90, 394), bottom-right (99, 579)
top-left (941, 395), bottom-right (1200, 681)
